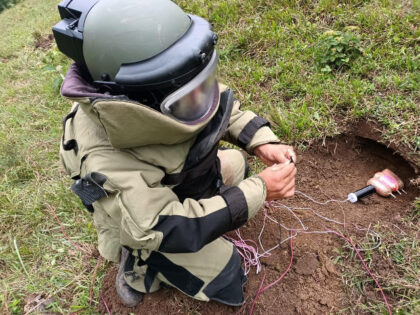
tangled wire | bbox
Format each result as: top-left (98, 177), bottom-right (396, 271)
top-left (227, 191), bottom-right (391, 315)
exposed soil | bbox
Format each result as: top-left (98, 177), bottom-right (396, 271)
top-left (33, 33), bottom-right (54, 50)
top-left (346, 120), bottom-right (420, 174)
top-left (99, 133), bottom-right (419, 314)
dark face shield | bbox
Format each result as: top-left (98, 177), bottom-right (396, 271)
top-left (160, 51), bottom-right (219, 124)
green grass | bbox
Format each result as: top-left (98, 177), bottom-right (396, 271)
top-left (0, 0), bottom-right (419, 313)
top-left (334, 212), bottom-right (420, 314)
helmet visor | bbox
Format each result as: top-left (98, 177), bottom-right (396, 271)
top-left (160, 51), bottom-right (219, 124)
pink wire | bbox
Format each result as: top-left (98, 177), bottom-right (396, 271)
top-left (226, 236), bottom-right (261, 274)
top-left (233, 194), bottom-right (391, 314)
top-left (44, 203), bottom-right (89, 254)
top-left (249, 232), bottom-right (294, 315)
top-left (89, 256), bottom-right (103, 305)
top-left (327, 228), bottom-right (392, 315)
top-left (225, 230), bottom-right (268, 274)
top-left (101, 297), bottom-right (111, 315)
top-left (260, 236), bottom-right (293, 293)
top-left (248, 273), bottom-right (266, 315)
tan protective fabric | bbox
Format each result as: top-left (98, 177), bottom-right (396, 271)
top-left (125, 148), bottom-right (248, 300)
top-left (218, 149), bottom-right (246, 186)
top-left (128, 233), bottom-right (236, 301)
top-left (92, 99), bottom-right (213, 148)
top-left (222, 99), bottom-right (280, 154)
top-left (60, 83), bottom-right (278, 279)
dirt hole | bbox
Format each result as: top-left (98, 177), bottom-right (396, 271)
top-left (99, 134), bottom-right (419, 314)
top-left (33, 32), bottom-right (54, 50)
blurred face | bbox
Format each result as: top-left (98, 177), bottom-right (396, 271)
top-left (161, 51), bottom-right (219, 124)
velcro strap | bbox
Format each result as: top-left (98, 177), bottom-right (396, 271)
top-left (62, 139), bottom-right (78, 153)
top-left (161, 145), bottom-right (218, 186)
top-left (61, 105), bottom-right (79, 154)
top-left (220, 186), bottom-right (248, 230)
top-left (71, 172), bottom-right (108, 212)
top-left (237, 116), bottom-right (270, 149)
top-left (144, 267), bottom-right (158, 293)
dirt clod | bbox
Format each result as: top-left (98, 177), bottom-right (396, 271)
top-left (324, 257), bottom-right (338, 275)
top-left (294, 253), bottom-right (319, 275)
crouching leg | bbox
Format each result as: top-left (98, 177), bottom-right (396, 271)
top-left (124, 237), bottom-right (246, 306)
top-left (218, 148), bottom-right (249, 187)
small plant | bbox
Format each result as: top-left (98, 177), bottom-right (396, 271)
top-left (315, 28), bottom-right (364, 72)
top-left (41, 49), bottom-right (66, 93)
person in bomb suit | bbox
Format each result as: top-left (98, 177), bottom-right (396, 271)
top-left (54, 0), bottom-right (296, 307)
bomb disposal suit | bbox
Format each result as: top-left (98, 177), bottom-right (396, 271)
top-left (53, 0), bottom-right (296, 306)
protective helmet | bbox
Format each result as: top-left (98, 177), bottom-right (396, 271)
top-left (53, 0), bottom-right (219, 123)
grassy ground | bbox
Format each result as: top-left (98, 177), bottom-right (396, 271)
top-left (0, 0), bottom-right (418, 314)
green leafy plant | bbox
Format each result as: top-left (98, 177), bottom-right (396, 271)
top-left (41, 49), bottom-right (66, 93)
top-left (315, 28), bottom-right (364, 72)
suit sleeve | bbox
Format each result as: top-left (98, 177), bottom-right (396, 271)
top-left (220, 85), bottom-right (280, 154)
top-left (85, 150), bottom-right (266, 254)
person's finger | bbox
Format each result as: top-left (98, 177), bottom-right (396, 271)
top-left (272, 181), bottom-right (295, 199)
top-left (263, 158), bottom-right (275, 166)
top-left (271, 161), bottom-right (293, 171)
top-left (259, 155), bottom-right (275, 166)
top-left (259, 161), bottom-right (296, 201)
top-left (275, 150), bottom-right (289, 163)
top-left (269, 170), bottom-right (296, 196)
top-left (283, 186), bottom-right (295, 198)
top-left (272, 163), bottom-right (296, 179)
top-left (279, 177), bottom-right (296, 194)
top-left (271, 185), bottom-right (295, 200)
top-left (279, 168), bottom-right (296, 188)
top-left (276, 172), bottom-right (295, 190)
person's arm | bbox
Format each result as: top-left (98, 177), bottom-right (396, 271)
top-left (220, 84), bottom-right (297, 166)
top-left (220, 84), bottom-right (280, 154)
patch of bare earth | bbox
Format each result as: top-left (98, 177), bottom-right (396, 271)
top-left (33, 33), bottom-right (54, 50)
top-left (99, 123), bottom-right (419, 314)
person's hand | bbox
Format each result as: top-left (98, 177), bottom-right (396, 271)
top-left (258, 162), bottom-right (296, 201)
top-left (254, 143), bottom-right (296, 166)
